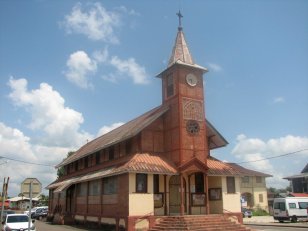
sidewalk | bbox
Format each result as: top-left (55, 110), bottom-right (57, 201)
top-left (243, 216), bottom-right (308, 228)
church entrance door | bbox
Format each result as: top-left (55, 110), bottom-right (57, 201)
top-left (169, 175), bottom-right (186, 215)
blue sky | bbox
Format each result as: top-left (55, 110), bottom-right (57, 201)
top-left (1, 0), bottom-right (307, 196)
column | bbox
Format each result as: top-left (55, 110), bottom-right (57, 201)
top-left (180, 174), bottom-right (185, 215)
top-left (205, 174), bottom-right (209, 214)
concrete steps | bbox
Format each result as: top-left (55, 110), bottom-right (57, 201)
top-left (149, 215), bottom-right (254, 231)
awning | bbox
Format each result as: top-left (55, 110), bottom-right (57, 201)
top-left (48, 153), bottom-right (178, 193)
top-left (48, 167), bottom-right (117, 193)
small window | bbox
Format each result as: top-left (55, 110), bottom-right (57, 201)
top-left (95, 152), bottom-right (100, 164)
top-left (256, 176), bottom-right (262, 183)
top-left (242, 176), bottom-right (249, 183)
top-left (109, 147), bottom-right (115, 160)
top-left (195, 173), bottom-right (204, 193)
top-left (259, 194), bottom-right (263, 203)
top-left (125, 139), bottom-right (132, 155)
top-left (77, 182), bottom-right (87, 196)
top-left (86, 156), bottom-right (91, 167)
top-left (166, 74), bottom-right (174, 97)
top-left (289, 203), bottom-right (296, 209)
top-left (103, 176), bottom-right (118, 195)
top-left (153, 174), bottom-right (159, 194)
top-left (136, 173), bottom-right (147, 193)
top-left (274, 202), bottom-right (286, 211)
top-left (299, 202), bottom-right (308, 209)
top-left (89, 180), bottom-right (100, 196)
top-left (227, 177), bottom-right (235, 194)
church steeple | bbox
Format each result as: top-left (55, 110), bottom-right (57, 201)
top-left (168, 11), bottom-right (194, 67)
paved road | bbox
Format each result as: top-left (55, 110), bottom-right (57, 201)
top-left (35, 220), bottom-right (101, 231)
top-left (35, 219), bottom-right (308, 231)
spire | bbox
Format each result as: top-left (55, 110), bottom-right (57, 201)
top-left (168, 11), bottom-right (194, 67)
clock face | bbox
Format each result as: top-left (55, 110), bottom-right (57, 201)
top-left (186, 73), bottom-right (198, 87)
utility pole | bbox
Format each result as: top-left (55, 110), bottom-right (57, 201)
top-left (28, 180), bottom-right (33, 230)
top-left (0, 177), bottom-right (10, 230)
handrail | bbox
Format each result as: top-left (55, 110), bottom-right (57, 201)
top-left (134, 211), bottom-right (154, 224)
top-left (223, 209), bottom-right (241, 223)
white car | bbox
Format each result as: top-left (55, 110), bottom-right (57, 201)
top-left (1, 214), bottom-right (36, 231)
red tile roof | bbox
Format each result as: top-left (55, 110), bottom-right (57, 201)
top-left (289, 193), bottom-right (308, 197)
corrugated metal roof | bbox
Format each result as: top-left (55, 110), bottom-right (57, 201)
top-left (56, 102), bottom-right (228, 169)
top-left (283, 172), bottom-right (308, 179)
top-left (56, 106), bottom-right (169, 168)
top-left (48, 153), bottom-right (178, 192)
top-left (228, 163), bottom-right (272, 177)
top-left (168, 29), bottom-right (194, 67)
top-left (207, 157), bottom-right (242, 176)
top-left (117, 153), bottom-right (178, 175)
top-left (207, 156), bottom-right (272, 177)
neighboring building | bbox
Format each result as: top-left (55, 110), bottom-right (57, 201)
top-left (8, 196), bottom-right (39, 210)
top-left (228, 163), bottom-right (272, 212)
top-left (283, 163), bottom-right (308, 193)
top-left (21, 178), bottom-right (42, 198)
top-left (47, 16), bottom-right (271, 231)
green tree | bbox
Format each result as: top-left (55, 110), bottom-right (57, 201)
top-left (38, 194), bottom-right (49, 206)
top-left (57, 151), bottom-right (75, 178)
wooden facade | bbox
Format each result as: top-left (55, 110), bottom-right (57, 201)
top-left (47, 19), bottom-right (270, 231)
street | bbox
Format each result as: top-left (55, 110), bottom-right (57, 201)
top-left (35, 220), bottom-right (101, 231)
top-left (35, 220), bottom-right (308, 231)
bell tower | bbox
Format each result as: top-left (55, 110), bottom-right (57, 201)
top-left (158, 11), bottom-right (209, 168)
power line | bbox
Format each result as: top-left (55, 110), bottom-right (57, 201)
top-left (0, 155), bottom-right (55, 167)
top-left (1, 148), bottom-right (307, 168)
top-left (236, 148), bottom-right (308, 164)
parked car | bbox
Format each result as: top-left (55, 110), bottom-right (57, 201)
top-left (24, 206), bottom-right (48, 218)
top-left (1, 214), bottom-right (36, 231)
top-left (32, 207), bottom-right (48, 220)
top-left (242, 208), bottom-right (252, 218)
top-left (0, 210), bottom-right (15, 220)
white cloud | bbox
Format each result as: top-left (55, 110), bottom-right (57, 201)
top-left (110, 56), bottom-right (149, 84)
top-left (115, 6), bottom-right (139, 16)
top-left (97, 122), bottom-right (124, 137)
top-left (0, 122), bottom-right (69, 197)
top-left (92, 47), bottom-right (109, 63)
top-left (65, 48), bottom-right (149, 87)
top-left (65, 50), bottom-right (97, 89)
top-left (8, 77), bottom-right (93, 147)
top-left (3, 78), bottom-right (128, 197)
top-left (62, 2), bottom-right (120, 43)
top-left (273, 97), bottom-right (285, 104)
top-left (232, 134), bottom-right (308, 188)
top-left (207, 63), bottom-right (223, 72)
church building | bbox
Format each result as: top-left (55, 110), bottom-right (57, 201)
top-left (47, 12), bottom-right (270, 231)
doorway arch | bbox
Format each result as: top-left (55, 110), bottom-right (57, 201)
top-left (169, 175), bottom-right (186, 214)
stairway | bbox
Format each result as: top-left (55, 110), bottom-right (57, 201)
top-left (148, 215), bottom-right (254, 231)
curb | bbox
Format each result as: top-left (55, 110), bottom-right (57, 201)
top-left (244, 222), bottom-right (308, 229)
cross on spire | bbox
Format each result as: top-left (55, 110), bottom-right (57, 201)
top-left (176, 10), bottom-right (183, 31)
